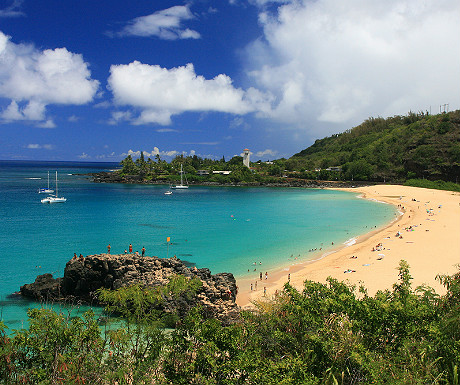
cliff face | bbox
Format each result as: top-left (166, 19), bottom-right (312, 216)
top-left (21, 254), bottom-right (239, 325)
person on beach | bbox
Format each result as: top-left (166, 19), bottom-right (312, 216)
top-left (129, 244), bottom-right (132, 253)
top-left (255, 280), bottom-right (258, 290)
top-left (288, 273), bottom-right (290, 281)
top-left (259, 272), bottom-right (262, 280)
top-left (141, 246), bottom-right (145, 256)
top-left (107, 244), bottom-right (111, 254)
top-left (264, 287), bottom-right (266, 296)
top-left (251, 283), bottom-right (253, 291)
top-left (265, 272), bottom-right (268, 280)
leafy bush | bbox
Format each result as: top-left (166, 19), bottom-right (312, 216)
top-left (404, 179), bottom-right (460, 192)
top-left (3, 261), bottom-right (460, 384)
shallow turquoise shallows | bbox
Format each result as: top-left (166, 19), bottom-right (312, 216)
top-left (0, 161), bottom-right (397, 330)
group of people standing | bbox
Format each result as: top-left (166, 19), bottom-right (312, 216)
top-left (72, 253), bottom-right (84, 261)
top-left (250, 271), bottom-right (270, 296)
top-left (107, 243), bottom-right (146, 256)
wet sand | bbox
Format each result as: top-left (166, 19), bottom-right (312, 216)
top-left (236, 185), bottom-right (460, 307)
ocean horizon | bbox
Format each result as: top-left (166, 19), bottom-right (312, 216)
top-left (0, 160), bottom-right (398, 330)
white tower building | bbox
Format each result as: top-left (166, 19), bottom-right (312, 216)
top-left (243, 148), bottom-right (250, 168)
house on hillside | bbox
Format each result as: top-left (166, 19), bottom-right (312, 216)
top-left (213, 170), bottom-right (231, 175)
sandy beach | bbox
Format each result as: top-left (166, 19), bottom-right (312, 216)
top-left (236, 185), bottom-right (460, 307)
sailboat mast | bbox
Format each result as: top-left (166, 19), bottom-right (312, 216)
top-left (47, 171), bottom-right (50, 190)
top-left (55, 171), bottom-right (58, 197)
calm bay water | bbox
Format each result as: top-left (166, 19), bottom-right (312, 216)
top-left (0, 160), bottom-right (397, 330)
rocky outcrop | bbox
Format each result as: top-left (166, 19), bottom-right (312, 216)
top-left (21, 254), bottom-right (239, 325)
top-left (20, 273), bottom-right (63, 301)
top-left (90, 172), bottom-right (144, 184)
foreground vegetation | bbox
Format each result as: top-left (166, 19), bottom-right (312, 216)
top-left (2, 261), bottom-right (460, 384)
top-left (404, 179), bottom-right (460, 192)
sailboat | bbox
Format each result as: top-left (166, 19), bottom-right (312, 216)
top-left (171, 164), bottom-right (189, 189)
top-left (164, 182), bottom-right (173, 195)
top-left (38, 171), bottom-right (54, 194)
top-left (41, 171), bottom-right (66, 203)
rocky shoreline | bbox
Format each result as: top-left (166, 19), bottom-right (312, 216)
top-left (20, 253), bottom-right (240, 325)
top-left (88, 170), bottom-right (366, 188)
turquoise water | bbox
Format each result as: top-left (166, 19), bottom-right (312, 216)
top-left (0, 161), bottom-right (397, 330)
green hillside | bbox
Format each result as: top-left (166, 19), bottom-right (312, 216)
top-left (291, 110), bottom-right (460, 182)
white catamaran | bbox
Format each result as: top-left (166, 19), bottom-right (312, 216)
top-left (41, 171), bottom-right (66, 203)
top-left (171, 164), bottom-right (189, 189)
top-left (38, 171), bottom-right (55, 194)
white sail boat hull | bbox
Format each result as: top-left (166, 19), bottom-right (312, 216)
top-left (41, 196), bottom-right (66, 203)
top-left (170, 164), bottom-right (189, 189)
top-left (41, 171), bottom-right (66, 203)
top-left (38, 171), bottom-right (54, 193)
top-left (38, 189), bottom-right (54, 194)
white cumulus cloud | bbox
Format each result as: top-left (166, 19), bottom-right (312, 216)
top-left (108, 61), bottom-right (272, 125)
top-left (156, 128), bottom-right (178, 133)
top-left (255, 149), bottom-right (278, 158)
top-left (37, 119), bottom-right (56, 128)
top-left (247, 0), bottom-right (460, 135)
top-left (0, 0), bottom-right (24, 18)
top-left (117, 5), bottom-right (200, 40)
top-left (121, 147), bottom-right (196, 159)
top-left (2, 100), bottom-right (45, 121)
top-left (0, 31), bottom-right (99, 123)
top-left (26, 143), bottom-right (54, 150)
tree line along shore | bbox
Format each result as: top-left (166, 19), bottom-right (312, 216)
top-left (90, 110), bottom-right (460, 190)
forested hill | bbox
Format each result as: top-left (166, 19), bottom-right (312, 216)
top-left (291, 110), bottom-right (460, 182)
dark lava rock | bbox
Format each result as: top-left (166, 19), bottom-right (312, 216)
top-left (20, 273), bottom-right (63, 302)
top-left (21, 254), bottom-right (240, 325)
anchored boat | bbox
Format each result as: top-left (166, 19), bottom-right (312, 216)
top-left (41, 171), bottom-right (66, 203)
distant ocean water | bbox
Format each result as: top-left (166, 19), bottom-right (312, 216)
top-left (0, 160), bottom-right (398, 330)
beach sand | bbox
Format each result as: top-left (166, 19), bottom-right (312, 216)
top-left (236, 185), bottom-right (460, 307)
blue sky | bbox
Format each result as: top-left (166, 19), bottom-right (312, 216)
top-left (1, 0), bottom-right (459, 162)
